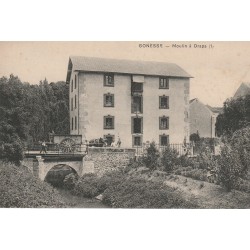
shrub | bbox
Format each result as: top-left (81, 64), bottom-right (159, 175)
top-left (102, 176), bottom-right (197, 208)
top-left (0, 161), bottom-right (65, 208)
top-left (177, 155), bottom-right (195, 168)
top-left (0, 135), bottom-right (24, 165)
top-left (217, 145), bottom-right (246, 191)
top-left (97, 170), bottom-right (125, 193)
top-left (229, 127), bottom-right (250, 176)
top-left (63, 173), bottom-right (79, 190)
top-left (235, 179), bottom-right (250, 193)
top-left (73, 173), bottom-right (99, 198)
top-left (190, 133), bottom-right (200, 142)
top-left (161, 146), bottom-right (179, 172)
top-left (196, 147), bottom-right (218, 170)
top-left (182, 169), bottom-right (208, 182)
top-left (142, 142), bottom-right (160, 170)
top-left (126, 157), bottom-right (144, 171)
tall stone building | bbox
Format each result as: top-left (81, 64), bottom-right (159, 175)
top-left (66, 56), bottom-right (192, 147)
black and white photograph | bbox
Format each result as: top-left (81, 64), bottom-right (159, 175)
top-left (0, 41), bottom-right (250, 209)
top-left (1, 2), bottom-right (250, 249)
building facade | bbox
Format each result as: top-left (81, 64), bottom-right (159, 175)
top-left (189, 98), bottom-right (222, 138)
top-left (66, 57), bottom-right (192, 148)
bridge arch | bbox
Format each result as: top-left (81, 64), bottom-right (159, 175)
top-left (44, 164), bottom-right (79, 186)
top-left (42, 162), bottom-right (82, 181)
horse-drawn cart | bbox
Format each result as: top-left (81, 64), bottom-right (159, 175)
top-left (48, 134), bottom-right (83, 153)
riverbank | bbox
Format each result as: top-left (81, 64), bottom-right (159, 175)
top-left (57, 189), bottom-right (109, 208)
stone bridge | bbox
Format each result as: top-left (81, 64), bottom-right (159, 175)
top-left (21, 154), bottom-right (90, 181)
top-left (22, 147), bottom-right (136, 180)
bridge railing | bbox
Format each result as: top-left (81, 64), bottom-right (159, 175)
top-left (24, 143), bottom-right (88, 156)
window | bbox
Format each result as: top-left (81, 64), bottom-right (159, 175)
top-left (71, 117), bottom-right (74, 130)
top-left (75, 94), bottom-right (77, 109)
top-left (104, 115), bottom-right (114, 129)
top-left (75, 75), bottom-right (77, 89)
top-left (104, 74), bottom-right (114, 86)
top-left (131, 96), bottom-right (143, 113)
top-left (159, 77), bottom-right (169, 89)
top-left (159, 116), bottom-right (169, 130)
top-left (160, 135), bottom-right (169, 146)
top-left (131, 82), bottom-right (143, 94)
top-left (75, 116), bottom-right (77, 130)
top-left (104, 93), bottom-right (114, 107)
top-left (132, 117), bottom-right (143, 134)
top-left (104, 134), bottom-right (115, 146)
top-left (71, 98), bottom-right (73, 111)
top-left (133, 135), bottom-right (142, 147)
top-left (159, 96), bottom-right (169, 109)
top-left (71, 80), bottom-right (73, 92)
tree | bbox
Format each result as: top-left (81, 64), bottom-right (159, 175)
top-left (0, 74), bottom-right (69, 164)
top-left (143, 142), bottom-right (160, 170)
top-left (217, 144), bottom-right (246, 191)
top-left (216, 95), bottom-right (250, 137)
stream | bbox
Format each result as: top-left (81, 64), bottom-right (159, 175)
top-left (57, 189), bottom-right (110, 208)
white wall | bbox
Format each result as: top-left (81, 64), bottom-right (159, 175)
top-left (74, 72), bottom-right (190, 147)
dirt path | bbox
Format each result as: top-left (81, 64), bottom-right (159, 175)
top-left (57, 189), bottom-right (109, 208)
top-left (164, 175), bottom-right (250, 208)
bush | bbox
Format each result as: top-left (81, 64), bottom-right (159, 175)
top-left (235, 179), bottom-right (250, 193)
top-left (63, 173), bottom-right (79, 190)
top-left (0, 161), bottom-right (65, 208)
top-left (102, 176), bottom-right (198, 208)
top-left (183, 169), bottom-right (208, 182)
top-left (217, 145), bottom-right (246, 191)
top-left (177, 155), bottom-right (195, 168)
top-left (196, 147), bottom-right (218, 170)
top-left (97, 170), bottom-right (125, 193)
top-left (161, 146), bottom-right (179, 172)
top-left (229, 127), bottom-right (250, 176)
top-left (0, 134), bottom-right (24, 165)
top-left (142, 142), bottom-right (160, 170)
top-left (73, 173), bottom-right (99, 198)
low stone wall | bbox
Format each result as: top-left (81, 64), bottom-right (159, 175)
top-left (84, 147), bottom-right (136, 176)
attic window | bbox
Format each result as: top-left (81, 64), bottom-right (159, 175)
top-left (104, 74), bottom-right (114, 87)
top-left (159, 77), bottom-right (169, 89)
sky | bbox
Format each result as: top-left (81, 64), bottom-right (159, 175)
top-left (1, 41), bottom-right (250, 107)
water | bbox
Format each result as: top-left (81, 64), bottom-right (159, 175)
top-left (57, 189), bottom-right (110, 208)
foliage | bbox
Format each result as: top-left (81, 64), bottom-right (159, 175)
top-left (217, 145), bottom-right (246, 191)
top-left (142, 142), bottom-right (160, 170)
top-left (216, 95), bottom-right (250, 137)
top-left (182, 168), bottom-right (208, 182)
top-left (102, 176), bottom-right (198, 208)
top-left (0, 125), bottom-right (24, 164)
top-left (73, 173), bottom-right (100, 198)
top-left (0, 74), bottom-right (69, 164)
top-left (196, 147), bottom-right (218, 170)
top-left (161, 146), bottom-right (179, 172)
top-left (190, 133), bottom-right (200, 142)
top-left (72, 170), bottom-right (197, 208)
top-left (0, 161), bottom-right (65, 208)
top-left (63, 173), bottom-right (79, 190)
top-left (228, 127), bottom-right (250, 176)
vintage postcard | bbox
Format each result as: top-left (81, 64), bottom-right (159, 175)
top-left (0, 41), bottom-right (250, 210)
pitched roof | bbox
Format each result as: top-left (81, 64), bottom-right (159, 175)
top-left (233, 82), bottom-right (250, 98)
top-left (190, 98), bottom-right (223, 114)
top-left (66, 56), bottom-right (192, 83)
top-left (189, 98), bottom-right (198, 104)
top-left (206, 105), bottom-right (223, 114)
